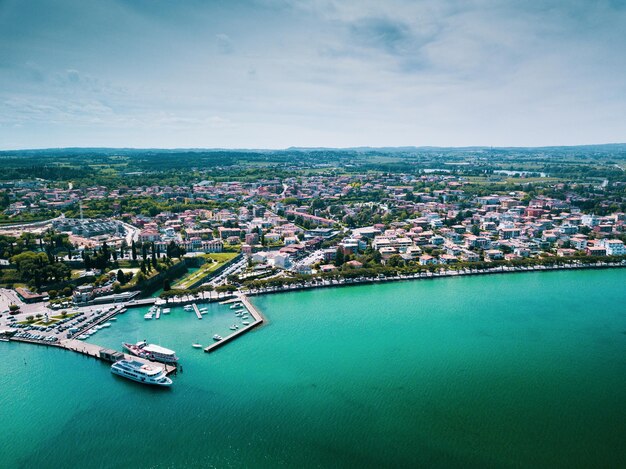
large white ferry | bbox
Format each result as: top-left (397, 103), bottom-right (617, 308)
top-left (110, 359), bottom-right (172, 387)
top-left (122, 340), bottom-right (179, 364)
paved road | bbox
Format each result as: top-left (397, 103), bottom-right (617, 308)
top-left (206, 256), bottom-right (247, 287)
top-left (0, 288), bottom-right (23, 313)
top-left (291, 249), bottom-right (324, 271)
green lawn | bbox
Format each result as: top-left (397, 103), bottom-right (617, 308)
top-left (173, 253), bottom-right (238, 289)
top-left (18, 312), bottom-right (77, 326)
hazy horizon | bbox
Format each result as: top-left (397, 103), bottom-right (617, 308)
top-left (2, 143), bottom-right (626, 153)
top-left (1, 0), bottom-right (625, 149)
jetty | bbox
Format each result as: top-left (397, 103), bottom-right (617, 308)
top-left (205, 295), bottom-right (263, 353)
top-left (192, 303), bottom-right (202, 319)
top-left (60, 338), bottom-right (177, 374)
top-left (219, 298), bottom-right (240, 305)
top-left (8, 336), bottom-right (176, 375)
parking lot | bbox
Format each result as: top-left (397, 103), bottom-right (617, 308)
top-left (0, 288), bottom-right (125, 343)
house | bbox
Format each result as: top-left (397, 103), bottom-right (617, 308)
top-left (570, 236), bottom-right (588, 250)
top-left (600, 239), bottom-right (625, 256)
top-left (73, 285), bottom-right (94, 304)
top-left (586, 246), bottom-right (606, 256)
top-left (138, 229), bottom-right (161, 243)
top-left (439, 254), bottom-right (458, 264)
top-left (345, 260), bottom-right (363, 269)
top-left (461, 250), bottom-right (480, 262)
top-left (419, 255), bottom-right (437, 265)
top-left (484, 249), bottom-right (504, 261)
top-left (218, 227), bottom-right (242, 239)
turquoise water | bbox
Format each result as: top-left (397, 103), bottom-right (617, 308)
top-left (1, 269), bottom-right (625, 468)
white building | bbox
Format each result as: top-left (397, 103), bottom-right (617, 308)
top-left (600, 239), bottom-right (625, 256)
top-left (581, 214), bottom-right (600, 227)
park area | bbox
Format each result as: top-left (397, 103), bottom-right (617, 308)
top-left (172, 253), bottom-right (238, 290)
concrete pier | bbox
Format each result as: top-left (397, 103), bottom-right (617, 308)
top-left (8, 336), bottom-right (176, 375)
top-left (61, 338), bottom-right (177, 374)
top-left (192, 303), bottom-right (202, 319)
top-left (205, 295), bottom-right (263, 353)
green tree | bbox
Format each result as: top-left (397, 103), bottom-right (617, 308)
top-left (117, 269), bottom-right (127, 285)
top-left (334, 248), bottom-right (345, 267)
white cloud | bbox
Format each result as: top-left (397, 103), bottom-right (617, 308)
top-left (0, 0), bottom-right (625, 148)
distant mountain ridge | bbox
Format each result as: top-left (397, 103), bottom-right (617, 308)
top-left (1, 143), bottom-right (625, 156)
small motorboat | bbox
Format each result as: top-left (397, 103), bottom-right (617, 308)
top-left (144, 313), bottom-right (153, 320)
top-left (229, 325), bottom-right (238, 330)
top-left (110, 317), bottom-right (117, 321)
top-left (101, 322), bottom-right (112, 328)
top-left (184, 305), bottom-right (193, 311)
top-left (192, 343), bottom-right (202, 348)
top-left (162, 308), bottom-right (171, 314)
top-left (213, 334), bottom-right (223, 341)
top-left (242, 321), bottom-right (250, 326)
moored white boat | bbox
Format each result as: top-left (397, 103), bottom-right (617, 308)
top-left (213, 334), bottom-right (223, 341)
top-left (110, 359), bottom-right (172, 387)
top-left (122, 340), bottom-right (179, 364)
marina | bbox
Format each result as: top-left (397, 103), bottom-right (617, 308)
top-left (3, 292), bottom-right (263, 375)
top-left (204, 295), bottom-right (264, 353)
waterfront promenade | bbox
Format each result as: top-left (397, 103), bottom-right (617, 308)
top-left (243, 261), bottom-right (626, 297)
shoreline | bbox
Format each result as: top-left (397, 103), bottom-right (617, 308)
top-left (243, 261), bottom-right (626, 298)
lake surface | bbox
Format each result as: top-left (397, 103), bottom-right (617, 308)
top-left (1, 269), bottom-right (625, 468)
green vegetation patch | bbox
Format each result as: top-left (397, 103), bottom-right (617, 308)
top-left (173, 253), bottom-right (238, 289)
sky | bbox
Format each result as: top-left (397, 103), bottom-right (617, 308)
top-left (0, 0), bottom-right (625, 149)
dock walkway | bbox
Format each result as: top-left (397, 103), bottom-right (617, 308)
top-left (192, 303), bottom-right (202, 319)
top-left (205, 295), bottom-right (263, 353)
top-left (61, 338), bottom-right (177, 375)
